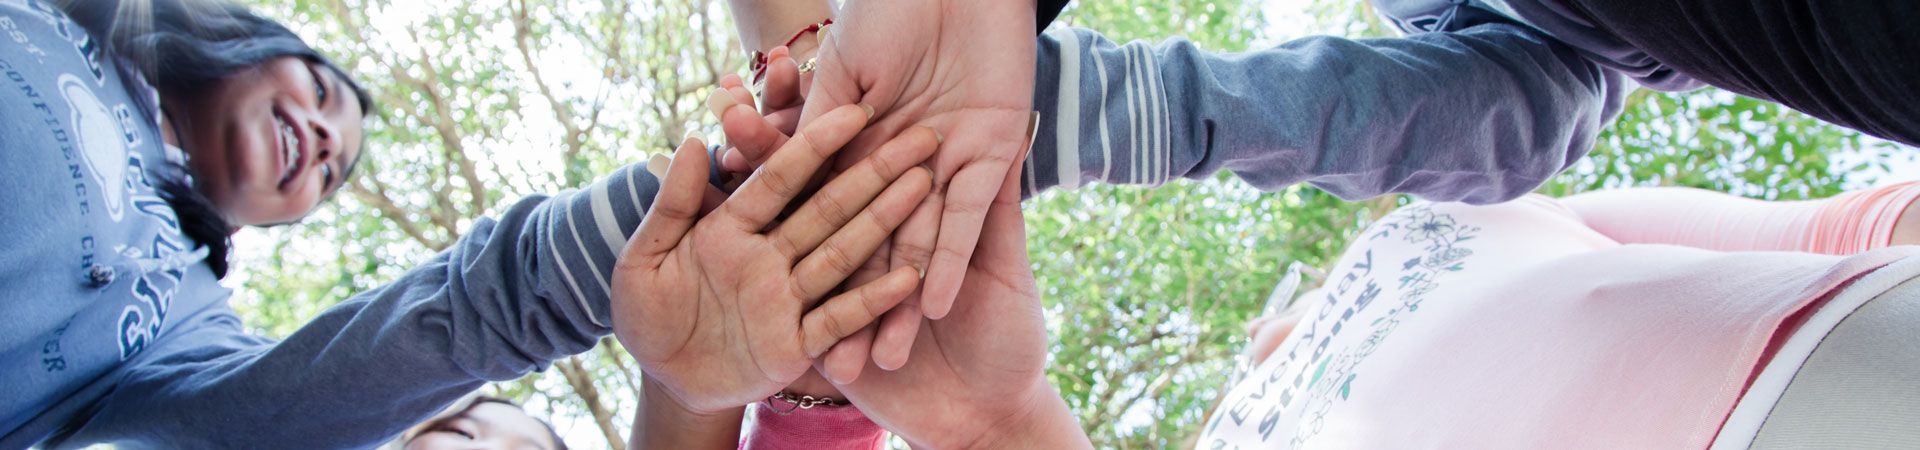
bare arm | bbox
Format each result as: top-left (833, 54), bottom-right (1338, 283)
top-left (725, 0), bottom-right (833, 60)
top-left (632, 379), bottom-right (743, 450)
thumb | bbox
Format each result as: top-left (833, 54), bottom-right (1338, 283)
top-left (625, 137), bottom-right (712, 261)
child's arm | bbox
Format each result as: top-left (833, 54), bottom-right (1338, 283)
top-left (635, 376), bottom-right (745, 450)
top-left (1559, 182), bottom-right (1920, 254)
top-left (32, 155), bottom-right (675, 447)
top-left (1020, 25), bottom-right (1626, 204)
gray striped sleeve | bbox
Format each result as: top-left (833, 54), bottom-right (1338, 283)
top-left (1025, 25), bottom-right (1625, 204)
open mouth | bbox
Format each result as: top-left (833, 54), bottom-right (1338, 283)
top-left (274, 110), bottom-right (305, 190)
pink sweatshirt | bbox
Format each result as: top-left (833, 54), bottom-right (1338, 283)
top-left (1200, 182), bottom-right (1920, 449)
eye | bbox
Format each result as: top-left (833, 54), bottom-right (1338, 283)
top-left (431, 423), bottom-right (477, 440)
top-left (308, 66), bottom-right (329, 104)
top-left (321, 163), bottom-right (335, 190)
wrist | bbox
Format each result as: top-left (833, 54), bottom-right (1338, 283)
top-left (956, 380), bottom-right (1089, 450)
top-left (728, 0), bottom-right (833, 55)
top-left (634, 377), bottom-right (743, 449)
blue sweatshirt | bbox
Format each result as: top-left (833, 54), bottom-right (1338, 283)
top-left (0, 2), bottom-right (656, 448)
top-left (1022, 25), bottom-right (1625, 202)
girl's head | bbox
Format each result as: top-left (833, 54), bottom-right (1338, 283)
top-left (402, 397), bottom-right (568, 450)
top-left (61, 0), bottom-right (375, 276)
top-left (65, 0), bottom-right (374, 227)
top-left (164, 52), bottom-right (366, 227)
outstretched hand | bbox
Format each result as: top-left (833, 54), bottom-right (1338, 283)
top-left (610, 104), bottom-right (942, 415)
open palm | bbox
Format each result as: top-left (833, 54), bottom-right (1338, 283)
top-left (797, 0), bottom-right (1041, 371)
top-left (610, 105), bottom-right (940, 415)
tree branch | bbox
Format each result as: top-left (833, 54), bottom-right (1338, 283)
top-left (556, 357), bottom-right (628, 450)
top-left (347, 179), bottom-right (448, 251)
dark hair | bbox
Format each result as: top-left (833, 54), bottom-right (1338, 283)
top-left (58, 0), bottom-right (375, 278)
top-left (410, 396), bottom-right (571, 450)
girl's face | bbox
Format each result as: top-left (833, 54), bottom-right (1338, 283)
top-left (172, 56), bottom-right (363, 227)
top-left (405, 402), bottom-right (561, 450)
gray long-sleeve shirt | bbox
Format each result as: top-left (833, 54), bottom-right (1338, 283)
top-left (1021, 25), bottom-right (1626, 202)
top-left (0, 2), bottom-right (657, 448)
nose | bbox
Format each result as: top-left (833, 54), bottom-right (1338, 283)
top-left (307, 116), bottom-right (335, 164)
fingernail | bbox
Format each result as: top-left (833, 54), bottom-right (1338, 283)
top-left (707, 90), bottom-right (739, 119)
top-left (858, 103), bottom-right (875, 120)
top-left (913, 264), bottom-right (925, 279)
top-left (931, 127), bottom-right (944, 145)
top-left (683, 129), bottom-right (704, 146)
top-left (646, 153), bottom-right (672, 180)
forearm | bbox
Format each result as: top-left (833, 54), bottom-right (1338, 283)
top-left (634, 378), bottom-right (744, 450)
top-left (725, 0), bottom-right (834, 57)
top-left (46, 164), bottom-right (663, 448)
top-left (1023, 24), bottom-right (1623, 204)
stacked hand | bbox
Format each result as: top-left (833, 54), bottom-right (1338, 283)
top-left (610, 104), bottom-right (941, 416)
top-left (622, 0), bottom-right (1079, 445)
top-left (710, 78), bottom-right (1085, 449)
top-left (716, 0), bottom-right (1043, 376)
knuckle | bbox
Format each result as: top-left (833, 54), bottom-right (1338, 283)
top-left (934, 240), bottom-right (973, 262)
top-left (822, 308), bottom-right (855, 339)
top-left (770, 232), bottom-right (804, 260)
top-left (794, 130), bottom-right (838, 160)
top-left (758, 167), bottom-right (802, 199)
top-left (943, 196), bottom-right (989, 216)
top-left (818, 242), bottom-right (860, 276)
top-left (788, 280), bottom-right (819, 304)
top-left (865, 150), bottom-right (904, 179)
top-left (813, 192), bottom-right (858, 227)
top-left (892, 238), bottom-right (935, 265)
top-left (651, 199), bottom-right (697, 221)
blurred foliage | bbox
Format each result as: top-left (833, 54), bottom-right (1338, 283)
top-left (222, 0), bottom-right (1909, 449)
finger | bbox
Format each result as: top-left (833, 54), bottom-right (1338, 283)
top-left (870, 301), bottom-right (923, 371)
top-left (700, 184), bottom-right (727, 216)
top-left (624, 137), bottom-right (710, 260)
top-left (719, 103), bottom-right (872, 231)
top-left (717, 73), bottom-right (755, 107)
top-left (765, 106), bottom-right (804, 135)
top-left (707, 84), bottom-right (751, 123)
top-left (821, 237), bottom-right (893, 384)
top-left (795, 28), bottom-right (869, 134)
top-left (762, 48), bottom-right (804, 112)
top-left (791, 167), bottom-right (933, 303)
top-left (801, 266), bottom-right (920, 359)
top-left (918, 161), bottom-right (1008, 320)
top-left (821, 324), bottom-right (876, 384)
top-left (717, 95), bottom-right (790, 172)
top-left (773, 127), bottom-right (938, 260)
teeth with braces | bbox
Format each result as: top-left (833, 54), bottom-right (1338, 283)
top-left (279, 115), bottom-right (298, 183)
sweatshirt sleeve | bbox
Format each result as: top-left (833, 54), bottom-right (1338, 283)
top-left (1020, 25), bottom-right (1626, 204)
top-left (1559, 182), bottom-right (1920, 255)
top-left (46, 163), bottom-right (660, 449)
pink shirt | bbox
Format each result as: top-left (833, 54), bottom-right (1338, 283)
top-left (739, 401), bottom-right (886, 450)
top-left (1199, 191), bottom-right (1919, 449)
